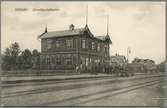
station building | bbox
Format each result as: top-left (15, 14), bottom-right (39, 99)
top-left (38, 24), bottom-right (112, 72)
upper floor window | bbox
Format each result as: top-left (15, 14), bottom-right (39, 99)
top-left (56, 41), bottom-right (60, 48)
top-left (97, 43), bottom-right (100, 51)
top-left (82, 39), bottom-right (86, 48)
top-left (47, 39), bottom-right (52, 49)
top-left (66, 39), bottom-right (73, 49)
top-left (104, 45), bottom-right (108, 53)
top-left (91, 41), bottom-right (95, 50)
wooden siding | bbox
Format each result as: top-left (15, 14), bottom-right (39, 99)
top-left (40, 35), bottom-right (110, 70)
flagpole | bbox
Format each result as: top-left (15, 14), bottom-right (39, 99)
top-left (107, 15), bottom-right (109, 35)
top-left (86, 4), bottom-right (88, 26)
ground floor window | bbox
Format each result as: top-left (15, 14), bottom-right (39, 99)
top-left (81, 56), bottom-right (86, 65)
top-left (95, 59), bottom-right (100, 63)
top-left (56, 56), bottom-right (61, 65)
top-left (46, 57), bottom-right (51, 65)
top-left (66, 55), bottom-right (73, 65)
top-left (42, 58), bottom-right (46, 64)
top-left (90, 58), bottom-right (92, 63)
top-left (41, 55), bottom-right (76, 66)
top-left (51, 56), bottom-right (56, 64)
top-left (86, 58), bottom-right (89, 66)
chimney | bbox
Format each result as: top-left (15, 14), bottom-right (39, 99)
top-left (69, 24), bottom-right (74, 30)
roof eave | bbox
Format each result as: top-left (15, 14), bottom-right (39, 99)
top-left (38, 32), bottom-right (47, 39)
top-left (40, 34), bottom-right (81, 39)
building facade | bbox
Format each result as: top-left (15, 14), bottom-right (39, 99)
top-left (110, 54), bottom-right (127, 68)
top-left (39, 24), bottom-right (112, 72)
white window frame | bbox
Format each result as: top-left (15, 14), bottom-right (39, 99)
top-left (97, 43), bottom-right (100, 51)
top-left (91, 41), bottom-right (95, 50)
top-left (51, 56), bottom-right (55, 64)
top-left (56, 56), bottom-right (61, 65)
top-left (66, 55), bottom-right (73, 65)
top-left (82, 39), bottom-right (86, 48)
top-left (47, 39), bottom-right (52, 49)
top-left (56, 40), bottom-right (60, 48)
top-left (66, 39), bottom-right (73, 49)
top-left (104, 45), bottom-right (108, 53)
top-left (46, 57), bottom-right (51, 65)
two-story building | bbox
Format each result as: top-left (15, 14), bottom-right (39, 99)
top-left (38, 24), bottom-right (112, 73)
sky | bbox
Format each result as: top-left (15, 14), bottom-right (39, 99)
top-left (1, 1), bottom-right (165, 64)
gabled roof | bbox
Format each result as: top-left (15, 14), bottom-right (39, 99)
top-left (39, 28), bottom-right (85, 39)
top-left (95, 36), bottom-right (106, 41)
top-left (95, 35), bottom-right (112, 44)
top-left (38, 25), bottom-right (112, 44)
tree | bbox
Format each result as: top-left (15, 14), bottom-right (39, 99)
top-left (2, 48), bottom-right (12, 70)
top-left (10, 42), bottom-right (21, 57)
top-left (32, 49), bottom-right (40, 69)
top-left (20, 49), bottom-right (33, 69)
top-left (2, 42), bottom-right (21, 70)
top-left (2, 42), bottom-right (41, 71)
top-left (10, 42), bottom-right (21, 69)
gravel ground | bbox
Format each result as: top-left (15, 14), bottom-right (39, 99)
top-left (1, 75), bottom-right (165, 106)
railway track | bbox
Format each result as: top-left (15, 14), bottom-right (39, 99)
top-left (2, 75), bottom-right (164, 99)
top-left (2, 74), bottom-right (163, 88)
top-left (39, 78), bottom-right (164, 106)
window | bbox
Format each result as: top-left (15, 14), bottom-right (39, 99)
top-left (47, 39), bottom-right (52, 49)
top-left (82, 40), bottom-right (86, 48)
top-left (81, 56), bottom-right (86, 65)
top-left (91, 42), bottom-right (95, 50)
top-left (66, 55), bottom-right (73, 65)
top-left (89, 58), bottom-right (92, 63)
top-left (46, 57), bottom-right (51, 65)
top-left (86, 58), bottom-right (89, 66)
top-left (97, 59), bottom-right (100, 63)
top-left (56, 41), bottom-right (60, 48)
top-left (51, 56), bottom-right (55, 64)
top-left (104, 45), bottom-right (108, 53)
top-left (42, 58), bottom-right (46, 64)
top-left (97, 43), bottom-right (100, 51)
top-left (66, 40), bottom-right (73, 49)
top-left (56, 56), bottom-right (61, 65)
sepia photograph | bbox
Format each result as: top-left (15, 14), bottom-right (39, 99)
top-left (0, 1), bottom-right (166, 106)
